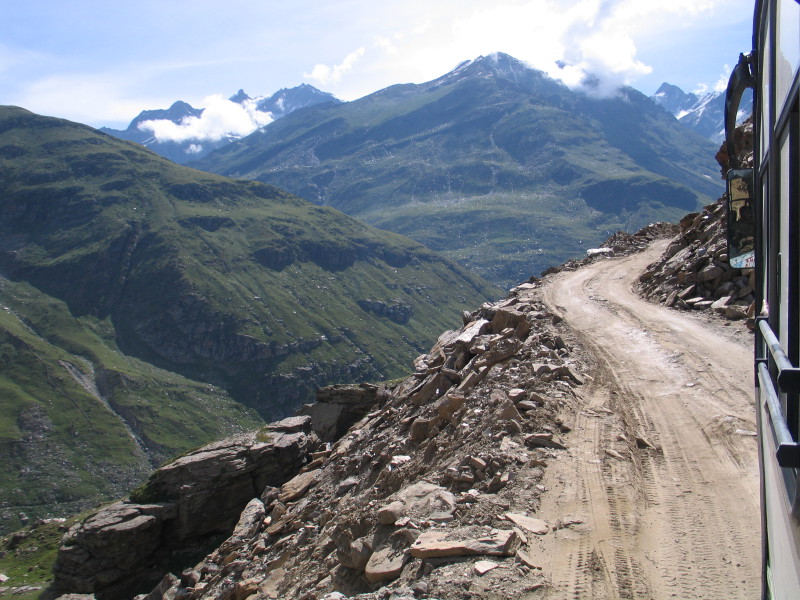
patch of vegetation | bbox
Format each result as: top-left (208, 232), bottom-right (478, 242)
top-left (0, 517), bottom-right (81, 599)
top-left (255, 428), bottom-right (273, 444)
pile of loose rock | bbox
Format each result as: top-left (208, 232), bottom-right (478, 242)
top-left (49, 279), bottom-right (590, 600)
top-left (637, 199), bottom-right (755, 324)
top-left (639, 117), bottom-right (755, 329)
top-left (146, 282), bottom-right (587, 600)
top-left (635, 117), bottom-right (757, 326)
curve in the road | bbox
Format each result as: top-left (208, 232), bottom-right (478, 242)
top-left (533, 242), bottom-right (760, 600)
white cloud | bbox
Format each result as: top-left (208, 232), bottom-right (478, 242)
top-left (138, 95), bottom-right (273, 143)
top-left (375, 36), bottom-right (399, 56)
top-left (713, 64), bottom-right (732, 92)
top-left (445, 0), bottom-right (677, 96)
top-left (692, 64), bottom-right (732, 95)
top-left (3, 0), bottom-right (748, 126)
top-left (304, 47), bottom-right (366, 86)
top-left (336, 0), bottom-right (729, 99)
top-left (411, 19), bottom-right (432, 36)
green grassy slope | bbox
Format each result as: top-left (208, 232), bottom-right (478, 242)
top-left (0, 518), bottom-right (72, 597)
top-left (0, 275), bottom-right (261, 532)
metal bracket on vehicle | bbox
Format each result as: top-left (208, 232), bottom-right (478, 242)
top-left (759, 362), bottom-right (800, 468)
top-left (758, 318), bottom-right (800, 393)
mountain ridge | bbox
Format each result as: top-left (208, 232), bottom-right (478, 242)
top-left (192, 53), bottom-right (723, 287)
top-left (650, 81), bottom-right (753, 142)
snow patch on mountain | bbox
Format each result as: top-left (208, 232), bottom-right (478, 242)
top-left (651, 82), bottom-right (752, 143)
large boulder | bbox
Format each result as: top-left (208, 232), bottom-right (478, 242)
top-left (51, 426), bottom-right (319, 600)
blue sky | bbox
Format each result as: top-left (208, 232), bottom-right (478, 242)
top-left (1, 0), bottom-right (755, 130)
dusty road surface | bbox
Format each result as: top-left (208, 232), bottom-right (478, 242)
top-left (534, 241), bottom-right (760, 599)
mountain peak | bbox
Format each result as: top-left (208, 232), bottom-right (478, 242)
top-left (128, 100), bottom-right (202, 130)
top-left (229, 89), bottom-right (251, 104)
top-left (429, 52), bottom-right (556, 95)
top-left (453, 52), bottom-right (529, 79)
top-left (654, 82), bottom-right (685, 96)
top-left (256, 84), bottom-right (341, 117)
top-left (651, 83), bottom-right (699, 114)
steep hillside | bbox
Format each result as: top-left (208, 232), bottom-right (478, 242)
top-left (48, 279), bottom-right (589, 600)
top-left (0, 275), bottom-right (260, 533)
top-left (638, 119), bottom-right (755, 322)
top-left (46, 231), bottom-right (758, 600)
top-left (0, 106), bottom-right (497, 530)
top-left (193, 53), bottom-right (722, 287)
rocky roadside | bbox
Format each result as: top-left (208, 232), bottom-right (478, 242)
top-left (637, 119), bottom-right (756, 328)
top-left (637, 198), bottom-right (755, 325)
top-left (46, 276), bottom-right (594, 600)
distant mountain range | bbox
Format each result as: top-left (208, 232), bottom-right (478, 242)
top-left (650, 82), bottom-right (753, 142)
top-left (101, 72), bottom-right (745, 173)
top-left (100, 84), bottom-right (340, 163)
top-left (190, 53), bottom-right (723, 287)
top-left (0, 105), bottom-right (496, 530)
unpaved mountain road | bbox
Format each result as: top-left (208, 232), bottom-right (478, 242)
top-left (533, 241), bottom-right (760, 599)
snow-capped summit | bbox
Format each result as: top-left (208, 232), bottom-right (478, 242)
top-left (651, 82), bottom-right (753, 142)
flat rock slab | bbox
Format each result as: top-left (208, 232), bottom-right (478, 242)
top-left (364, 547), bottom-right (409, 583)
top-left (409, 529), bottom-right (517, 558)
top-left (474, 560), bottom-right (500, 575)
top-left (397, 481), bottom-right (456, 519)
top-left (504, 513), bottom-right (549, 535)
top-left (279, 469), bottom-right (321, 503)
top-left (266, 416), bottom-right (312, 433)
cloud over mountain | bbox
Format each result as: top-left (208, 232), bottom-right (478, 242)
top-left (445, 0), bottom-right (724, 97)
top-left (304, 47), bottom-right (366, 85)
top-left (138, 94), bottom-right (273, 143)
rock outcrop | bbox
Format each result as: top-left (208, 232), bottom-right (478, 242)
top-left (357, 299), bottom-right (413, 325)
top-left (298, 384), bottom-right (385, 442)
top-left (50, 424), bottom-right (319, 600)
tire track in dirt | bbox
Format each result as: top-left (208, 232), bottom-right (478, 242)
top-left (533, 241), bottom-right (759, 599)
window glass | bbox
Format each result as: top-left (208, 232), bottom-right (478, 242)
top-left (763, 175), bottom-right (771, 318)
top-left (779, 132), bottom-right (791, 355)
top-left (777, 0), bottom-right (800, 112)
top-left (762, 14), bottom-right (772, 159)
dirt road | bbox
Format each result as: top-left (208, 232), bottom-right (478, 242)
top-left (534, 241), bottom-right (760, 599)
